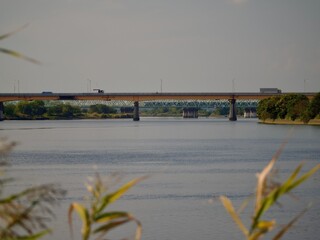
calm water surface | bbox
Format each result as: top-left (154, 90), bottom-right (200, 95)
top-left (1, 118), bottom-right (319, 240)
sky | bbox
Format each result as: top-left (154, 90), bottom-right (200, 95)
top-left (0, 0), bottom-right (320, 93)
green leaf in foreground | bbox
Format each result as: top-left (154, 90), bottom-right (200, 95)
top-left (69, 174), bottom-right (145, 240)
top-left (97, 176), bottom-right (147, 214)
top-left (4, 230), bottom-right (51, 240)
top-left (0, 25), bottom-right (40, 64)
top-left (0, 24), bottom-right (28, 41)
top-left (0, 48), bottom-right (40, 64)
top-left (0, 183), bottom-right (65, 239)
top-left (220, 142), bottom-right (320, 240)
top-left (219, 196), bottom-right (248, 237)
top-left (252, 163), bottom-right (320, 232)
top-left (68, 203), bottom-right (91, 240)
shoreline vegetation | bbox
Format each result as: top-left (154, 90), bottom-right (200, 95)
top-left (257, 92), bottom-right (320, 126)
top-left (259, 118), bottom-right (320, 126)
top-left (3, 114), bottom-right (227, 120)
top-left (4, 113), bottom-right (134, 120)
top-left (2, 101), bottom-right (219, 120)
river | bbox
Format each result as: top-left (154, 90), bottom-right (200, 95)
top-left (1, 118), bottom-right (319, 240)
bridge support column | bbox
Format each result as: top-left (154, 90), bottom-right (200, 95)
top-left (183, 108), bottom-right (198, 118)
top-left (228, 99), bottom-right (237, 121)
top-left (133, 101), bottom-right (140, 121)
top-left (0, 102), bottom-right (4, 121)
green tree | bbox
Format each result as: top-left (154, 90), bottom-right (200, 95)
top-left (307, 92), bottom-right (320, 119)
top-left (198, 109), bottom-right (211, 117)
top-left (47, 103), bottom-right (81, 118)
top-left (285, 94), bottom-right (309, 121)
top-left (61, 104), bottom-right (74, 118)
top-left (3, 103), bottom-right (16, 118)
top-left (257, 97), bottom-right (280, 120)
top-left (61, 104), bottom-right (81, 118)
top-left (47, 104), bottom-right (63, 116)
top-left (153, 107), bottom-right (169, 114)
top-left (275, 96), bottom-right (288, 119)
top-left (168, 107), bottom-right (182, 115)
top-left (14, 101), bottom-right (47, 118)
top-left (257, 99), bottom-right (268, 120)
top-left (89, 104), bottom-right (116, 114)
top-left (216, 107), bottom-right (230, 116)
top-left (16, 101), bottom-right (33, 116)
top-left (30, 100), bottom-right (46, 116)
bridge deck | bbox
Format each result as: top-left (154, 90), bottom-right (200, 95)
top-left (0, 92), bottom-right (316, 102)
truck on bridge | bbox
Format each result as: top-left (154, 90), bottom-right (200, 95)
top-left (260, 88), bottom-right (282, 93)
top-left (93, 89), bottom-right (104, 93)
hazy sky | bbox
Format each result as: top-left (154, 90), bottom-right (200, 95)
top-left (1, 0), bottom-right (320, 93)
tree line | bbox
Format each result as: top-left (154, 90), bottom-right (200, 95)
top-left (257, 93), bottom-right (320, 122)
top-left (4, 102), bottom-right (216, 119)
top-left (3, 101), bottom-right (118, 119)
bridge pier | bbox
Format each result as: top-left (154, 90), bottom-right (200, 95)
top-left (133, 101), bottom-right (140, 121)
top-left (183, 108), bottom-right (198, 118)
top-left (0, 102), bottom-right (4, 121)
top-left (228, 99), bottom-right (237, 121)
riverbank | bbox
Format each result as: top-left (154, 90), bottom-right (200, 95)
top-left (3, 113), bottom-right (133, 120)
top-left (259, 118), bottom-right (320, 126)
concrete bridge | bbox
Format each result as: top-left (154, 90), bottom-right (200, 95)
top-left (0, 92), bottom-right (317, 121)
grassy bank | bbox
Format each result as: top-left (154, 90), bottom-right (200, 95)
top-left (259, 118), bottom-right (320, 126)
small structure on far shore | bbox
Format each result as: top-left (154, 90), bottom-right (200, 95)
top-left (244, 108), bottom-right (257, 118)
top-left (183, 107), bottom-right (198, 118)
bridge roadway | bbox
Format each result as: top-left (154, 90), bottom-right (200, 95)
top-left (0, 92), bottom-right (316, 102)
top-left (0, 92), bottom-right (317, 121)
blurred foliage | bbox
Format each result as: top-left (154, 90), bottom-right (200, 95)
top-left (0, 139), bottom-right (66, 240)
top-left (220, 141), bottom-right (320, 240)
top-left (69, 174), bottom-right (145, 240)
top-left (0, 25), bottom-right (40, 64)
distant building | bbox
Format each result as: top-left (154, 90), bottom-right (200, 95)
top-left (244, 108), bottom-right (257, 118)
